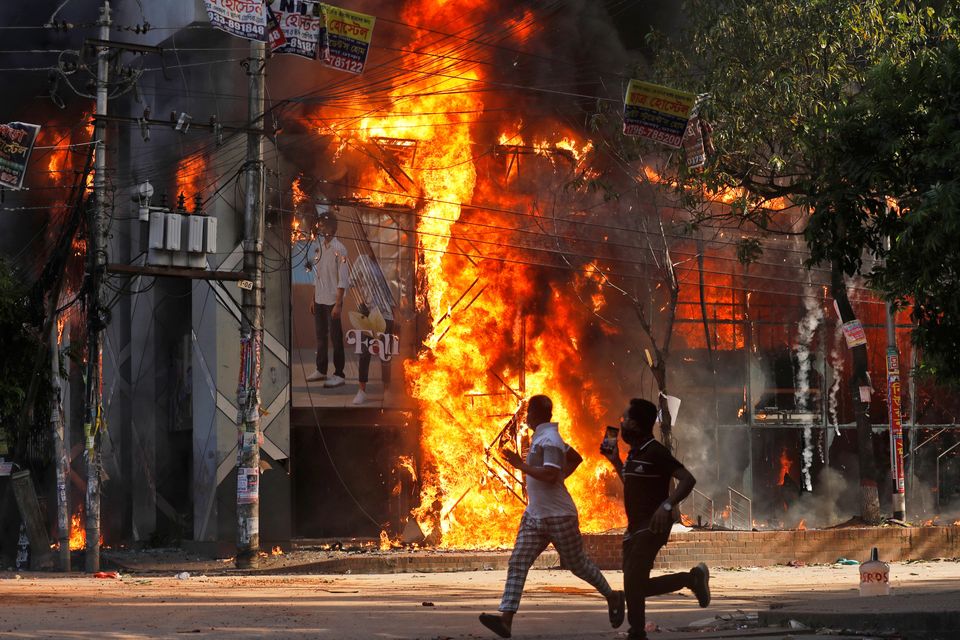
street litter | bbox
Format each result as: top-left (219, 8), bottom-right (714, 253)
top-left (683, 611), bottom-right (758, 632)
top-left (93, 571), bottom-right (119, 579)
top-left (175, 571), bottom-right (190, 580)
top-left (787, 619), bottom-right (810, 630)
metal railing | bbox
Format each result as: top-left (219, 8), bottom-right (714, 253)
top-left (683, 488), bottom-right (715, 528)
top-left (727, 487), bottom-right (753, 531)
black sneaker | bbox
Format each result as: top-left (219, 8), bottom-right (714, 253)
top-left (691, 562), bottom-right (710, 607)
top-left (607, 590), bottom-right (625, 628)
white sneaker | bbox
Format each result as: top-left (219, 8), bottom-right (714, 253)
top-left (323, 375), bottom-right (345, 388)
top-left (306, 370), bottom-right (327, 382)
top-left (352, 390), bottom-right (367, 405)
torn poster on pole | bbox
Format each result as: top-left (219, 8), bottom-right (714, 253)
top-left (623, 80), bottom-right (695, 148)
top-left (320, 3), bottom-right (376, 74)
top-left (268, 1), bottom-right (326, 59)
top-left (841, 319), bottom-right (868, 349)
top-left (0, 122), bottom-right (41, 190)
top-left (203, 0), bottom-right (267, 42)
top-left (237, 467), bottom-right (259, 505)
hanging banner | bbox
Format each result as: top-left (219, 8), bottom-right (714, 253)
top-left (841, 319), bottom-right (868, 349)
top-left (266, 4), bottom-right (287, 50)
top-left (682, 96), bottom-right (713, 172)
top-left (886, 347), bottom-right (905, 494)
top-left (203, 0), bottom-right (267, 42)
top-left (0, 122), bottom-right (41, 190)
top-left (623, 80), bottom-right (696, 148)
top-left (269, 0), bottom-right (326, 59)
top-left (320, 3), bottom-right (376, 74)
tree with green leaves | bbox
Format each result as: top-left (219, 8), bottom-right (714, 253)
top-left (639, 0), bottom-right (959, 523)
top-left (0, 260), bottom-right (40, 451)
top-left (806, 38), bottom-right (960, 386)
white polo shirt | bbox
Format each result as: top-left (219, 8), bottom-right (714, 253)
top-left (312, 237), bottom-right (350, 305)
top-left (524, 422), bottom-right (578, 519)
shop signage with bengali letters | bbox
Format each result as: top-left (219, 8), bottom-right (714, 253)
top-left (0, 122), bottom-right (41, 190)
top-left (623, 80), bottom-right (696, 148)
top-left (203, 0), bottom-right (267, 42)
top-left (270, 0), bottom-right (325, 59)
top-left (320, 3), bottom-right (376, 74)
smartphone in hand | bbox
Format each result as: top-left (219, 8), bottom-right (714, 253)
top-left (600, 426), bottom-right (619, 455)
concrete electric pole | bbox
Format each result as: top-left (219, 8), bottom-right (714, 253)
top-left (235, 39), bottom-right (266, 569)
top-left (83, 0), bottom-right (111, 573)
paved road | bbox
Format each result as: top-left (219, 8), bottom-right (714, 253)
top-left (1, 561), bottom-right (958, 639)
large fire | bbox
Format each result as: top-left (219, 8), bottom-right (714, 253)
top-left (41, 114), bottom-right (95, 189)
top-left (302, 1), bottom-right (632, 547)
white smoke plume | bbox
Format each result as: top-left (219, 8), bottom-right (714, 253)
top-left (795, 288), bottom-right (822, 492)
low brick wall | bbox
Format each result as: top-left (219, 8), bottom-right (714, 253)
top-left (582, 526), bottom-right (960, 571)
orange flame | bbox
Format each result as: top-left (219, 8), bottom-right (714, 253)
top-left (41, 113), bottom-right (94, 188)
top-left (69, 512), bottom-right (85, 551)
top-left (271, 545), bottom-right (284, 556)
top-left (174, 153), bottom-right (208, 203)
top-left (379, 530), bottom-right (394, 551)
top-left (292, 175), bottom-right (307, 210)
top-left (797, 519), bottom-right (807, 530)
top-left (306, 2), bottom-right (631, 547)
top-left (778, 447), bottom-right (793, 486)
top-left (643, 165), bottom-right (790, 211)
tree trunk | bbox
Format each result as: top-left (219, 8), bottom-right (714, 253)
top-left (831, 261), bottom-right (882, 524)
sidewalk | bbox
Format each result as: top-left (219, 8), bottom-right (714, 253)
top-left (1, 560), bottom-right (958, 639)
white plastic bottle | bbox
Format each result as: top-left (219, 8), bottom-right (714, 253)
top-left (859, 547), bottom-right (890, 596)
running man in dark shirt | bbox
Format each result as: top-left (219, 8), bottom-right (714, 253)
top-left (602, 398), bottom-right (711, 640)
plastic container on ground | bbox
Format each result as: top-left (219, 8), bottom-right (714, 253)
top-left (858, 547), bottom-right (890, 596)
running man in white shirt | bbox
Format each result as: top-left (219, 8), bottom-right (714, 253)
top-left (479, 395), bottom-right (625, 638)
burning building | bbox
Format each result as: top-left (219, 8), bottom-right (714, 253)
top-left (4, 0), bottom-right (960, 567)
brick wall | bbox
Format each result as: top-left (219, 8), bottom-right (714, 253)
top-left (582, 526), bottom-right (960, 571)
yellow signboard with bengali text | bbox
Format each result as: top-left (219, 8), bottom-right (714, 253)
top-left (623, 79), bottom-right (696, 148)
top-left (321, 4), bottom-right (376, 74)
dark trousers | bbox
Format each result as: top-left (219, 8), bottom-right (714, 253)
top-left (357, 319), bottom-right (394, 385)
top-left (623, 529), bottom-right (692, 638)
top-left (314, 303), bottom-right (345, 378)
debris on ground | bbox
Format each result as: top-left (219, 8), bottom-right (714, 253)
top-left (175, 571), bottom-right (190, 580)
top-left (93, 571), bottom-right (119, 579)
top-left (835, 558), bottom-right (860, 565)
top-left (681, 611), bottom-right (759, 632)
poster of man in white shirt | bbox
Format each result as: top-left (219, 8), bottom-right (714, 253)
top-left (305, 207), bottom-right (349, 388)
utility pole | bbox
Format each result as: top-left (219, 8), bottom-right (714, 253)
top-left (885, 238), bottom-right (906, 521)
top-left (51, 315), bottom-right (70, 571)
top-left (84, 0), bottom-right (111, 572)
top-left (235, 39), bottom-right (266, 569)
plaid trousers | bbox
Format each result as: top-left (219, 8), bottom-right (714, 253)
top-left (499, 513), bottom-right (613, 613)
